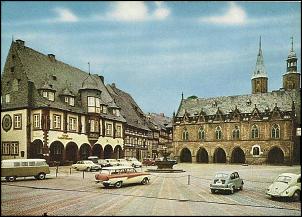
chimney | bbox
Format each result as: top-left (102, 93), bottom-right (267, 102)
top-left (160, 113), bottom-right (164, 117)
top-left (112, 83), bottom-right (116, 88)
top-left (48, 54), bottom-right (55, 61)
top-left (98, 75), bottom-right (104, 83)
top-left (15, 39), bottom-right (25, 47)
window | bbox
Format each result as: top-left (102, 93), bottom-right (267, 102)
top-left (14, 114), bottom-right (22, 129)
top-left (64, 97), bottom-right (69, 103)
top-left (48, 92), bottom-right (55, 101)
top-left (271, 124), bottom-right (280, 139)
top-left (102, 106), bottom-right (107, 114)
top-left (116, 125), bottom-right (122, 137)
top-left (106, 123), bottom-right (112, 136)
top-left (2, 143), bottom-right (10, 155)
top-left (89, 119), bottom-right (99, 133)
top-left (53, 115), bottom-right (61, 129)
top-left (69, 117), bottom-right (77, 131)
top-left (10, 143), bottom-right (19, 155)
top-left (14, 162), bottom-right (20, 167)
top-left (43, 91), bottom-right (48, 98)
top-left (21, 162), bottom-right (28, 166)
top-left (10, 67), bottom-right (14, 72)
top-left (253, 147), bottom-right (260, 155)
top-left (232, 126), bottom-right (240, 139)
top-left (251, 125), bottom-right (259, 139)
top-left (198, 127), bottom-right (205, 140)
top-left (29, 161), bottom-right (35, 166)
top-left (54, 145), bottom-right (62, 154)
top-left (33, 114), bottom-right (41, 129)
top-left (215, 126), bottom-right (222, 140)
top-left (5, 94), bottom-right (10, 103)
top-left (182, 129), bottom-right (189, 141)
top-left (88, 96), bottom-right (100, 113)
top-left (69, 97), bottom-right (74, 106)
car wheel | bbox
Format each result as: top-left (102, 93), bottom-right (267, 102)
top-left (292, 190), bottom-right (300, 202)
top-left (211, 189), bottom-right (215, 194)
top-left (86, 167), bottom-right (91, 172)
top-left (6, 176), bottom-right (16, 182)
top-left (141, 177), bottom-right (148, 185)
top-left (103, 183), bottom-right (109, 188)
top-left (115, 181), bottom-right (122, 188)
top-left (37, 173), bottom-right (46, 180)
top-left (230, 186), bottom-right (235, 194)
top-left (239, 185), bottom-right (243, 191)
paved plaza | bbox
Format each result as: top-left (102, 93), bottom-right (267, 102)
top-left (1, 163), bottom-right (301, 216)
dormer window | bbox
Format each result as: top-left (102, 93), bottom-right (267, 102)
top-left (102, 105), bottom-right (107, 114)
top-left (87, 96), bottom-right (100, 113)
top-left (64, 96), bottom-right (75, 106)
top-left (42, 91), bottom-right (55, 101)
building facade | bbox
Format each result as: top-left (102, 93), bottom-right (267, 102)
top-left (1, 40), bottom-right (126, 165)
top-left (172, 38), bottom-right (301, 165)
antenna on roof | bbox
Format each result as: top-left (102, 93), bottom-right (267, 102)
top-left (290, 36), bottom-right (294, 52)
top-left (12, 35), bottom-right (14, 42)
top-left (88, 62), bottom-right (90, 75)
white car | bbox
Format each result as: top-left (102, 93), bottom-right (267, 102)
top-left (105, 159), bottom-right (119, 167)
top-left (95, 166), bottom-right (151, 188)
top-left (266, 173), bottom-right (301, 201)
top-left (127, 158), bottom-right (142, 168)
top-left (117, 159), bottom-right (132, 167)
top-left (71, 160), bottom-right (102, 171)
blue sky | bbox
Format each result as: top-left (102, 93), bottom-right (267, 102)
top-left (1, 1), bottom-right (301, 117)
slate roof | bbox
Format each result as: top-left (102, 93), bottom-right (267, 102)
top-left (10, 41), bottom-right (125, 122)
top-left (106, 84), bottom-right (151, 131)
top-left (146, 113), bottom-right (172, 131)
top-left (176, 89), bottom-right (301, 122)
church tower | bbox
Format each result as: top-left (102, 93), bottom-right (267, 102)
top-left (283, 37), bottom-right (300, 91)
top-left (251, 36), bottom-right (268, 94)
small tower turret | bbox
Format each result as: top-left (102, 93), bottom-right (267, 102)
top-left (283, 37), bottom-right (300, 91)
top-left (251, 36), bottom-right (268, 94)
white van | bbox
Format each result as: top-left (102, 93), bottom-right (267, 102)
top-left (1, 159), bottom-right (50, 181)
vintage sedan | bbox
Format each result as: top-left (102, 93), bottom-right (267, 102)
top-left (71, 160), bottom-right (102, 171)
top-left (210, 171), bottom-right (244, 194)
top-left (95, 166), bottom-right (151, 188)
top-left (127, 158), bottom-right (142, 168)
top-left (117, 158), bottom-right (132, 167)
top-left (266, 173), bottom-right (301, 201)
top-left (105, 159), bottom-right (119, 167)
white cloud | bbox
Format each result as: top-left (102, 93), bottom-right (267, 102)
top-left (106, 1), bottom-right (170, 22)
top-left (199, 2), bottom-right (247, 26)
top-left (53, 7), bottom-right (78, 23)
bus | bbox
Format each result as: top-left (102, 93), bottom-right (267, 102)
top-left (1, 159), bottom-right (50, 181)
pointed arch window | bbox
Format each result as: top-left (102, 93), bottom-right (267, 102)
top-left (271, 124), bottom-right (280, 139)
top-left (182, 129), bottom-right (189, 141)
top-left (251, 125), bottom-right (259, 139)
top-left (215, 126), bottom-right (222, 140)
top-left (232, 126), bottom-right (240, 140)
top-left (198, 126), bottom-right (205, 140)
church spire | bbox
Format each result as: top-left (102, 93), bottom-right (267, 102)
top-left (252, 36), bottom-right (267, 79)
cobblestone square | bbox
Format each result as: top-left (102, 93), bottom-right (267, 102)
top-left (1, 163), bottom-right (301, 216)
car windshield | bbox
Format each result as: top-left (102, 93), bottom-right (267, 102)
top-left (215, 173), bottom-right (229, 179)
top-left (275, 175), bottom-right (292, 184)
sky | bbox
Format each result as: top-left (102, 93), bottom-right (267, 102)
top-left (1, 1), bottom-right (301, 117)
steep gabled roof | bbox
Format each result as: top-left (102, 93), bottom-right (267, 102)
top-left (106, 84), bottom-right (151, 131)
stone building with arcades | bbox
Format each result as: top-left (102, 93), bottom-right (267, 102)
top-left (172, 38), bottom-right (301, 165)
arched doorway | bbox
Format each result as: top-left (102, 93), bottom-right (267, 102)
top-left (196, 148), bottom-right (209, 163)
top-left (92, 144), bottom-right (103, 158)
top-left (50, 141), bottom-right (64, 164)
top-left (180, 148), bottom-right (192, 163)
top-left (65, 142), bottom-right (78, 163)
top-left (29, 139), bottom-right (43, 159)
top-left (104, 145), bottom-right (113, 159)
top-left (79, 143), bottom-right (91, 160)
top-left (213, 147), bottom-right (226, 163)
top-left (114, 145), bottom-right (123, 159)
top-left (267, 147), bottom-right (284, 164)
top-left (230, 147), bottom-right (245, 164)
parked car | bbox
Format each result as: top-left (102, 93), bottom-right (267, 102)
top-left (210, 171), bottom-right (244, 194)
top-left (87, 156), bottom-right (99, 163)
top-left (266, 173), bottom-right (301, 201)
top-left (97, 159), bottom-right (111, 167)
top-left (117, 158), bottom-right (132, 167)
top-left (142, 158), bottom-right (156, 166)
top-left (105, 159), bottom-right (119, 167)
top-left (71, 160), bottom-right (102, 171)
top-left (156, 157), bottom-right (177, 164)
top-left (95, 166), bottom-right (151, 188)
top-left (1, 159), bottom-right (50, 182)
top-left (127, 158), bottom-right (142, 168)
